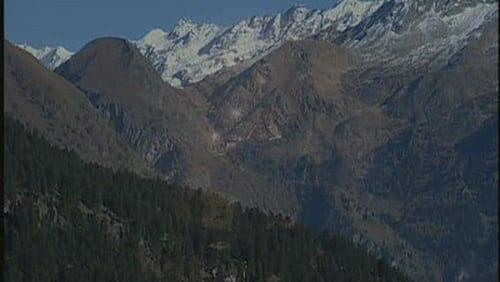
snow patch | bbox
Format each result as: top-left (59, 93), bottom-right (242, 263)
top-left (230, 108), bottom-right (242, 120)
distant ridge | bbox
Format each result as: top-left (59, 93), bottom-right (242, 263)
top-left (16, 43), bottom-right (73, 70)
top-left (18, 0), bottom-right (497, 88)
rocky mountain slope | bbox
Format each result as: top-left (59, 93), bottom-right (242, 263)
top-left (4, 41), bottom-right (152, 176)
top-left (54, 37), bottom-right (195, 181)
top-left (53, 38), bottom-right (298, 215)
top-left (181, 2), bottom-right (499, 279)
top-left (199, 35), bottom-right (498, 281)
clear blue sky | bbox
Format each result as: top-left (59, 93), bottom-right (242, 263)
top-left (6, 0), bottom-right (338, 51)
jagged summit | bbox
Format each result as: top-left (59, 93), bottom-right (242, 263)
top-left (170, 17), bottom-right (199, 38)
top-left (318, 0), bottom-right (498, 70)
top-left (18, 0), bottom-right (498, 88)
top-left (131, 0), bottom-right (388, 87)
top-left (133, 0), bottom-right (379, 87)
top-left (133, 0), bottom-right (497, 87)
top-left (284, 3), bottom-right (310, 19)
top-left (17, 43), bottom-right (73, 70)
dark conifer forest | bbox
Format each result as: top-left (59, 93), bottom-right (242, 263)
top-left (3, 117), bottom-right (409, 281)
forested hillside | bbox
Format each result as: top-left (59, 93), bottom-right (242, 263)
top-left (3, 117), bottom-right (408, 282)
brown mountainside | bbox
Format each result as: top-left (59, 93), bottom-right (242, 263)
top-left (4, 12), bottom-right (498, 281)
top-left (53, 37), bottom-right (298, 214)
top-left (4, 40), bottom-right (152, 176)
top-left (188, 19), bottom-right (498, 280)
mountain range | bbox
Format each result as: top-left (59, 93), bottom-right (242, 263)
top-left (6, 0), bottom-right (499, 281)
top-left (21, 0), bottom-right (498, 88)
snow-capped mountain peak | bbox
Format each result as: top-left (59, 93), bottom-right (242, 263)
top-left (316, 0), bottom-right (498, 71)
top-left (17, 43), bottom-right (73, 70)
top-left (169, 17), bottom-right (199, 38)
top-left (141, 28), bottom-right (169, 48)
top-left (322, 0), bottom-right (385, 31)
top-left (135, 0), bottom-right (390, 87)
top-left (18, 0), bottom-right (498, 87)
top-left (284, 4), bottom-right (310, 21)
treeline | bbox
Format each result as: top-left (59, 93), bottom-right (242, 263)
top-left (4, 117), bottom-right (409, 282)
